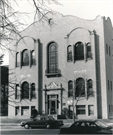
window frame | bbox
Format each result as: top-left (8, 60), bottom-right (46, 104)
top-left (21, 106), bottom-right (29, 116)
top-left (31, 50), bottom-right (36, 65)
top-left (76, 105), bottom-right (86, 115)
top-left (15, 84), bottom-right (20, 99)
top-left (76, 78), bottom-right (85, 97)
top-left (22, 49), bottom-right (29, 66)
top-left (67, 45), bottom-right (72, 61)
top-left (46, 42), bottom-right (61, 77)
top-left (88, 105), bottom-right (94, 115)
top-left (22, 82), bottom-right (29, 99)
top-left (68, 80), bottom-right (73, 97)
top-left (15, 106), bottom-right (19, 116)
top-left (75, 42), bottom-right (84, 60)
top-left (16, 52), bottom-right (20, 67)
top-left (31, 83), bottom-right (36, 99)
top-left (87, 43), bottom-right (92, 59)
top-left (87, 79), bottom-right (93, 97)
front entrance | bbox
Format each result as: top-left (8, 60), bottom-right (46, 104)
top-left (47, 95), bottom-right (58, 115)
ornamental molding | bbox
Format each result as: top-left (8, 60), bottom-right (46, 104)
top-left (46, 82), bottom-right (61, 89)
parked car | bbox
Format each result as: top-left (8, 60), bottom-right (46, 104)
top-left (59, 119), bottom-right (113, 134)
top-left (20, 115), bottom-right (63, 129)
top-left (99, 119), bottom-right (113, 127)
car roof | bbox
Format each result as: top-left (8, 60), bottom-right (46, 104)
top-left (36, 115), bottom-right (52, 118)
top-left (74, 119), bottom-right (96, 122)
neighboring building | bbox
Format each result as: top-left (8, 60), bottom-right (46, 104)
top-left (0, 65), bottom-right (8, 116)
top-left (8, 12), bottom-right (113, 119)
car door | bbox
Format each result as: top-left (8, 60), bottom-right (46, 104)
top-left (88, 122), bottom-right (101, 134)
top-left (38, 117), bottom-right (47, 127)
top-left (70, 122), bottom-right (83, 134)
top-left (29, 119), bottom-right (40, 128)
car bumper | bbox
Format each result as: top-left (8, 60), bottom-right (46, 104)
top-left (20, 122), bottom-right (25, 127)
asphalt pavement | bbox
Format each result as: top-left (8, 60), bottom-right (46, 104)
top-left (1, 116), bottom-right (113, 129)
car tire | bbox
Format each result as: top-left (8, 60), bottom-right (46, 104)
top-left (46, 124), bottom-right (51, 129)
top-left (24, 124), bottom-right (30, 129)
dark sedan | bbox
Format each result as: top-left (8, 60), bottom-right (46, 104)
top-left (59, 119), bottom-right (113, 134)
top-left (20, 115), bottom-right (63, 129)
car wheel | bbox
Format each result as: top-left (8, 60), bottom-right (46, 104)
top-left (46, 124), bottom-right (51, 129)
top-left (24, 124), bottom-right (30, 129)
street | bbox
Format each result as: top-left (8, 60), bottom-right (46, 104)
top-left (1, 128), bottom-right (60, 135)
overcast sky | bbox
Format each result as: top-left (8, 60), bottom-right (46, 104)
top-left (2, 0), bottom-right (113, 65)
top-left (16, 0), bottom-right (113, 25)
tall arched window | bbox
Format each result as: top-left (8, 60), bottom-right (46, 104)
top-left (16, 52), bottom-right (20, 67)
top-left (31, 83), bottom-right (36, 99)
top-left (68, 80), bottom-right (73, 97)
top-left (31, 50), bottom-right (36, 65)
top-left (67, 45), bottom-right (72, 61)
top-left (75, 42), bottom-right (84, 60)
top-left (87, 43), bottom-right (91, 58)
top-left (76, 78), bottom-right (85, 97)
top-left (22, 82), bottom-right (29, 99)
top-left (22, 49), bottom-right (29, 66)
top-left (87, 79), bottom-right (93, 96)
top-left (48, 42), bottom-right (58, 73)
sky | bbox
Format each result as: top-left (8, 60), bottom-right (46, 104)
top-left (2, 0), bottom-right (113, 65)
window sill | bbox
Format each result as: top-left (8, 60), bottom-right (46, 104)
top-left (67, 60), bottom-right (72, 62)
top-left (45, 69), bottom-right (61, 77)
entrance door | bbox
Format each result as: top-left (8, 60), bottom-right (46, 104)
top-left (50, 100), bottom-right (56, 114)
top-left (47, 95), bottom-right (58, 115)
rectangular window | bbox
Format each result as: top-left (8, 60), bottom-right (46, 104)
top-left (111, 81), bottom-right (112, 90)
top-left (109, 46), bottom-right (111, 56)
top-left (15, 106), bottom-right (19, 116)
top-left (106, 44), bottom-right (108, 55)
top-left (15, 84), bottom-right (19, 99)
top-left (108, 80), bottom-right (109, 90)
top-left (88, 105), bottom-right (94, 115)
top-left (21, 106), bottom-right (29, 116)
top-left (76, 105), bottom-right (86, 115)
top-left (87, 45), bottom-right (91, 58)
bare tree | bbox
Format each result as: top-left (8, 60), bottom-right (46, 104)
top-left (0, 0), bottom-right (60, 59)
top-left (0, 0), bottom-right (60, 115)
top-left (61, 70), bottom-right (97, 122)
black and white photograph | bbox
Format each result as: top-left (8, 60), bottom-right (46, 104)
top-left (0, 0), bottom-right (113, 134)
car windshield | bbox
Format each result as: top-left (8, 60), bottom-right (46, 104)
top-left (48, 116), bottom-right (55, 120)
top-left (95, 120), bottom-right (108, 128)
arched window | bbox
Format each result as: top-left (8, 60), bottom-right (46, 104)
top-left (87, 43), bottom-right (91, 58)
top-left (31, 83), bottom-right (36, 99)
top-left (22, 82), bottom-right (29, 99)
top-left (68, 81), bottom-right (73, 97)
top-left (76, 78), bottom-right (85, 97)
top-left (16, 52), bottom-right (20, 67)
top-left (75, 42), bottom-right (84, 60)
top-left (67, 45), bottom-right (72, 61)
top-left (87, 79), bottom-right (93, 96)
top-left (48, 42), bottom-right (58, 73)
top-left (22, 49), bottom-right (29, 66)
top-left (31, 50), bottom-right (36, 65)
